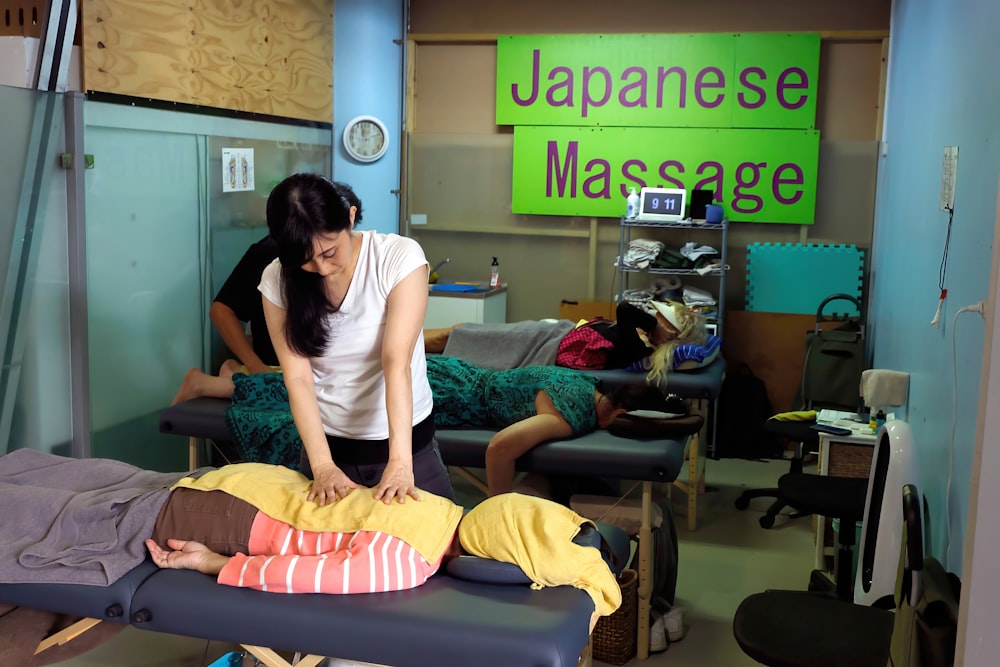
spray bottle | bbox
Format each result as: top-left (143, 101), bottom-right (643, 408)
top-left (490, 256), bottom-right (501, 288)
top-left (626, 187), bottom-right (640, 219)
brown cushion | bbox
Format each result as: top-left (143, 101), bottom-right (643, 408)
top-left (608, 413), bottom-right (704, 440)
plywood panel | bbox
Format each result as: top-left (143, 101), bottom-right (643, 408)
top-left (82, 0), bottom-right (332, 122)
top-left (414, 44), bottom-right (497, 133)
top-left (0, 1), bottom-right (44, 37)
top-left (816, 41), bottom-right (884, 141)
top-left (722, 310), bottom-right (818, 414)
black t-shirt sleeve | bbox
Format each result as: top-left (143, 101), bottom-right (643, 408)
top-left (213, 236), bottom-right (280, 366)
top-left (214, 237), bottom-right (276, 322)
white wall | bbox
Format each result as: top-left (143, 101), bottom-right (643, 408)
top-left (0, 36), bottom-right (81, 89)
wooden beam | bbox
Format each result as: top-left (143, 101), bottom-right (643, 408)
top-left (34, 618), bottom-right (103, 655)
top-left (243, 645), bottom-right (325, 667)
top-left (875, 37), bottom-right (889, 142)
top-left (408, 30), bottom-right (890, 44)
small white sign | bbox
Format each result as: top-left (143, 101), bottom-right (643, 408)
top-left (222, 147), bottom-right (255, 193)
top-left (940, 145), bottom-right (958, 211)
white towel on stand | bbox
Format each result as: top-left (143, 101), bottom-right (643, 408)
top-left (860, 369), bottom-right (910, 407)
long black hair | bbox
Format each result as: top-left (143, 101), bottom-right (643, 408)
top-left (602, 381), bottom-right (677, 413)
top-left (265, 174), bottom-right (364, 357)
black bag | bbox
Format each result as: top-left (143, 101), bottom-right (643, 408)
top-left (623, 498), bottom-right (679, 608)
top-left (714, 363), bottom-right (782, 460)
top-left (799, 294), bottom-right (867, 410)
top-left (651, 498), bottom-right (678, 607)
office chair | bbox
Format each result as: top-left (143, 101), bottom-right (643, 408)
top-left (732, 484), bottom-right (959, 667)
top-left (734, 294), bottom-right (867, 529)
top-left (776, 472), bottom-right (868, 599)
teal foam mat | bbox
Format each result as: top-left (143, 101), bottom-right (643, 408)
top-left (746, 243), bottom-right (864, 315)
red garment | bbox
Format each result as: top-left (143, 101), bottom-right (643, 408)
top-left (556, 323), bottom-right (616, 369)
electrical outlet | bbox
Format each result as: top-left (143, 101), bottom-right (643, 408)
top-left (940, 146), bottom-right (958, 211)
top-left (410, 213), bottom-right (427, 226)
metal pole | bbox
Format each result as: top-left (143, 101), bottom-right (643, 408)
top-left (65, 91), bottom-right (91, 458)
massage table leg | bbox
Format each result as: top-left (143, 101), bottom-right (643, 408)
top-left (189, 436), bottom-right (201, 470)
top-left (244, 645), bottom-right (325, 667)
top-left (635, 481), bottom-right (653, 661)
top-left (671, 418), bottom-right (705, 531)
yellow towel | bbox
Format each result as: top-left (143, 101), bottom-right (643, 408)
top-left (768, 410), bottom-right (817, 422)
top-left (458, 493), bottom-right (622, 616)
top-left (173, 463), bottom-right (463, 565)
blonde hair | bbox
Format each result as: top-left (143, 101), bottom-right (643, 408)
top-left (645, 303), bottom-right (708, 385)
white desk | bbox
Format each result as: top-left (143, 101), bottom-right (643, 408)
top-left (425, 284), bottom-right (507, 328)
top-left (814, 426), bottom-right (878, 572)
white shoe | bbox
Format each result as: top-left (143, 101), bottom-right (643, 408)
top-left (649, 614), bottom-right (668, 654)
top-left (662, 606), bottom-right (685, 642)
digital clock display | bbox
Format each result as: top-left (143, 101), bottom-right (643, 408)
top-left (637, 188), bottom-right (687, 221)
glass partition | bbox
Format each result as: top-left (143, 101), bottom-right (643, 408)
top-left (205, 136), bottom-right (330, 371)
top-left (0, 84), bottom-right (71, 456)
top-left (0, 90), bottom-right (331, 469)
top-left (84, 126), bottom-right (206, 470)
top-left (84, 103), bottom-right (331, 470)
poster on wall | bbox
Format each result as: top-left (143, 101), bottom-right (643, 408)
top-left (222, 147), bottom-right (255, 193)
top-left (497, 33), bottom-right (822, 223)
top-left (512, 126), bottom-right (820, 224)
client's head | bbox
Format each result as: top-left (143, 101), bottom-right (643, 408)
top-left (596, 381), bottom-right (674, 428)
top-left (646, 301), bottom-right (708, 384)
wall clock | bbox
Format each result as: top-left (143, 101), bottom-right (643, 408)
top-left (343, 115), bottom-right (389, 163)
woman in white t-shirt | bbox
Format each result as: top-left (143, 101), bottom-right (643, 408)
top-left (260, 174), bottom-right (453, 506)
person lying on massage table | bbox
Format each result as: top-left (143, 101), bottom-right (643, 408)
top-left (171, 298), bottom-right (710, 407)
top-left (425, 298), bottom-right (713, 384)
top-left (426, 355), bottom-right (683, 496)
top-left (172, 235), bottom-right (281, 406)
top-left (0, 450), bottom-right (621, 630)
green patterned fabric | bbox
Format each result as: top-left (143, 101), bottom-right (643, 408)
top-left (224, 372), bottom-right (301, 470)
top-left (427, 356), bottom-right (599, 434)
top-left (224, 360), bottom-right (601, 466)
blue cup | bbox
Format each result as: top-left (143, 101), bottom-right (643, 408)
top-left (705, 204), bottom-right (724, 224)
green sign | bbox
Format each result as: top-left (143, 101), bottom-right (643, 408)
top-left (497, 33), bottom-right (820, 129)
top-left (512, 126), bottom-right (820, 224)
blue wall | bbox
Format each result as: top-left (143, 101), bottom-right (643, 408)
top-left (871, 0), bottom-right (1000, 571)
top-left (332, 0), bottom-right (404, 235)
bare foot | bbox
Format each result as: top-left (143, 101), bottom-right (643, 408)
top-left (171, 368), bottom-right (210, 406)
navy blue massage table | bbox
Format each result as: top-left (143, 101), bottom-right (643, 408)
top-left (158, 391), bottom-right (698, 662)
top-left (0, 544), bottom-right (602, 667)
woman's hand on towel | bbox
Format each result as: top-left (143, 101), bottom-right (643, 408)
top-left (308, 461), bottom-right (361, 506)
top-left (145, 538), bottom-right (229, 575)
top-left (373, 459), bottom-right (420, 505)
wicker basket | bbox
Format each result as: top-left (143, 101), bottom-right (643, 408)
top-left (828, 442), bottom-right (873, 478)
top-left (593, 568), bottom-right (638, 665)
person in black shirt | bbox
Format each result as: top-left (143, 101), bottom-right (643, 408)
top-left (171, 236), bottom-right (279, 405)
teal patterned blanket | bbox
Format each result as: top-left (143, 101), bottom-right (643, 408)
top-left (225, 372), bottom-right (301, 470)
